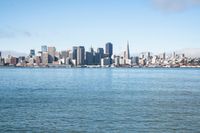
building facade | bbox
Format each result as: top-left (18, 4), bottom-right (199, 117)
top-left (77, 46), bottom-right (85, 66)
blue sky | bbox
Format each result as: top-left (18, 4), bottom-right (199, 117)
top-left (0, 0), bottom-right (200, 54)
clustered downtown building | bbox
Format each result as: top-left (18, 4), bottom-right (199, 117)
top-left (0, 42), bottom-right (200, 68)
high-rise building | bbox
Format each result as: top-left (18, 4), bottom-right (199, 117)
top-left (101, 57), bottom-right (111, 67)
top-left (132, 56), bottom-right (139, 65)
top-left (105, 42), bottom-right (113, 58)
top-left (94, 53), bottom-right (101, 65)
top-left (30, 49), bottom-right (35, 57)
top-left (35, 56), bottom-right (41, 65)
top-left (18, 56), bottom-right (25, 63)
top-left (105, 42), bottom-right (113, 64)
top-left (85, 51), bottom-right (93, 65)
top-left (162, 52), bottom-right (166, 60)
top-left (10, 57), bottom-right (17, 65)
top-left (48, 47), bottom-right (56, 63)
top-left (72, 46), bottom-right (78, 60)
top-left (61, 51), bottom-right (67, 59)
top-left (90, 47), bottom-right (94, 54)
top-left (77, 46), bottom-right (85, 66)
top-left (41, 52), bottom-right (48, 65)
top-left (125, 41), bottom-right (130, 59)
top-left (147, 52), bottom-right (151, 60)
top-left (54, 51), bottom-right (60, 61)
top-left (41, 45), bottom-right (47, 52)
top-left (0, 51), bottom-right (1, 57)
top-left (97, 48), bottom-right (104, 59)
top-left (173, 52), bottom-right (176, 59)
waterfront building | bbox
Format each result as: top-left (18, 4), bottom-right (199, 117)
top-left (161, 52), bottom-right (166, 60)
top-left (139, 58), bottom-right (146, 66)
top-left (28, 58), bottom-right (35, 65)
top-left (147, 52), bottom-right (151, 60)
top-left (85, 51), bottom-right (93, 65)
top-left (10, 57), bottom-right (17, 65)
top-left (105, 42), bottom-right (113, 64)
top-left (61, 51), bottom-right (67, 59)
top-left (41, 45), bottom-right (47, 52)
top-left (30, 49), bottom-right (35, 57)
top-left (97, 48), bottom-right (104, 59)
top-left (37, 51), bottom-right (42, 57)
top-left (120, 57), bottom-right (125, 65)
top-left (41, 52), bottom-right (48, 65)
top-left (18, 56), bottom-right (26, 63)
top-left (55, 51), bottom-right (60, 61)
top-left (77, 46), bottom-right (85, 66)
top-left (181, 53), bottom-right (185, 58)
top-left (69, 51), bottom-right (73, 59)
top-left (140, 53), bottom-right (145, 59)
top-left (0, 52), bottom-right (4, 66)
top-left (94, 53), bottom-right (101, 65)
top-left (125, 41), bottom-right (130, 59)
top-left (48, 47), bottom-right (56, 63)
top-left (114, 56), bottom-right (120, 66)
top-left (105, 42), bottom-right (113, 58)
top-left (132, 57), bottom-right (139, 65)
top-left (126, 59), bottom-right (132, 65)
top-left (71, 59), bottom-right (77, 66)
top-left (35, 56), bottom-right (41, 65)
top-left (101, 57), bottom-right (111, 67)
top-left (173, 52), bottom-right (176, 59)
top-left (0, 59), bottom-right (4, 66)
top-left (90, 47), bottom-right (94, 54)
top-left (72, 46), bottom-right (78, 60)
top-left (151, 56), bottom-right (158, 64)
top-left (66, 50), bottom-right (71, 58)
top-left (65, 57), bottom-right (71, 65)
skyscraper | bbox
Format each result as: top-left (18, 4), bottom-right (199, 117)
top-left (48, 47), bottom-right (56, 63)
top-left (105, 42), bottom-right (113, 64)
top-left (77, 46), bottom-right (85, 66)
top-left (72, 46), bottom-right (78, 60)
top-left (125, 41), bottom-right (130, 59)
top-left (41, 45), bottom-right (47, 52)
top-left (97, 48), bottom-right (104, 59)
top-left (41, 52), bottom-right (48, 65)
top-left (30, 49), bottom-right (35, 57)
top-left (0, 51), bottom-right (1, 57)
top-left (85, 51), bottom-right (93, 65)
top-left (105, 42), bottom-right (113, 58)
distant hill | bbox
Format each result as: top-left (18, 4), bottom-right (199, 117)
top-left (0, 51), bottom-right (27, 57)
top-left (176, 48), bottom-right (200, 58)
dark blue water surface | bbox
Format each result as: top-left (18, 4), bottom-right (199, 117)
top-left (0, 68), bottom-right (200, 132)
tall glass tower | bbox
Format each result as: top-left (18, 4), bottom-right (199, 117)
top-left (105, 42), bottom-right (113, 65)
top-left (105, 42), bottom-right (113, 58)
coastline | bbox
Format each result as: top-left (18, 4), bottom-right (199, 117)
top-left (0, 65), bottom-right (200, 69)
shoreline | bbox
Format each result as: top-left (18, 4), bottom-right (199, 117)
top-left (0, 66), bottom-right (200, 69)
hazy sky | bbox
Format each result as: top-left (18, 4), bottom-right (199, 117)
top-left (0, 0), bottom-right (200, 54)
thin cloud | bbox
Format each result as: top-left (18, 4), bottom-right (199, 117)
top-left (23, 31), bottom-right (32, 37)
top-left (152, 0), bottom-right (200, 12)
top-left (0, 29), bottom-right (15, 38)
top-left (0, 27), bottom-right (32, 39)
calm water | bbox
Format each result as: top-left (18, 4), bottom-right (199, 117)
top-left (0, 68), bottom-right (200, 132)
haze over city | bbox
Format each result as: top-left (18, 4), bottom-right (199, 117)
top-left (1, 1), bottom-right (200, 132)
top-left (0, 0), bottom-right (200, 54)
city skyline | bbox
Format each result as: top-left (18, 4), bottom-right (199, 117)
top-left (1, 42), bottom-right (200, 68)
top-left (0, 0), bottom-right (200, 54)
